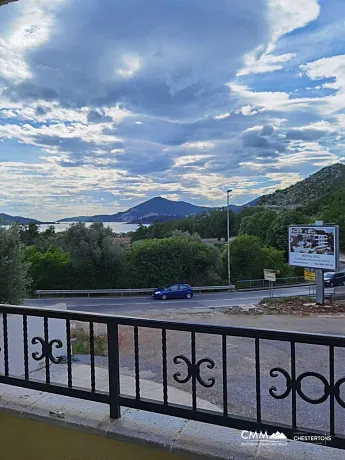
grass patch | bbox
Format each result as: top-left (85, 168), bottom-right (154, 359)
top-left (71, 332), bottom-right (108, 356)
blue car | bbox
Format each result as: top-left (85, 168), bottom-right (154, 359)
top-left (153, 284), bottom-right (193, 300)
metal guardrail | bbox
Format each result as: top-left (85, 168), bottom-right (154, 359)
top-left (34, 277), bottom-right (310, 297)
top-left (34, 285), bottom-right (236, 297)
top-left (236, 277), bottom-right (306, 290)
top-left (0, 303), bottom-right (344, 449)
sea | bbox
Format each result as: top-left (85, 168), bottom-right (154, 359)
top-left (4, 222), bottom-right (143, 234)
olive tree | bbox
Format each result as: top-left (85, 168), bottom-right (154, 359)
top-left (0, 226), bottom-right (30, 304)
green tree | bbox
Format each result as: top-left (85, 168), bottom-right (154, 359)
top-left (0, 226), bottom-right (30, 304)
top-left (315, 190), bottom-right (345, 250)
top-left (239, 209), bottom-right (277, 242)
top-left (260, 246), bottom-right (292, 277)
top-left (23, 246), bottom-right (73, 292)
top-left (19, 222), bottom-right (40, 246)
top-left (123, 235), bottom-right (221, 288)
top-left (234, 206), bottom-right (263, 235)
top-left (220, 235), bottom-right (291, 282)
top-left (131, 224), bottom-right (150, 242)
top-left (266, 210), bottom-right (307, 251)
top-left (221, 235), bottom-right (264, 281)
top-left (60, 222), bottom-right (126, 288)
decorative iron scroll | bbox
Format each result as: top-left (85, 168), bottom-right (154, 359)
top-left (32, 337), bottom-right (63, 364)
top-left (173, 355), bottom-right (215, 388)
top-left (270, 367), bottom-right (345, 407)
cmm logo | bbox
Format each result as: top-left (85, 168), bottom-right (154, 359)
top-left (241, 431), bottom-right (288, 444)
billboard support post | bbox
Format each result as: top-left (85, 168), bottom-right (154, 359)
top-left (315, 221), bottom-right (325, 305)
top-left (315, 269), bottom-right (325, 305)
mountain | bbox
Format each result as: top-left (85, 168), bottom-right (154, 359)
top-left (257, 163), bottom-right (345, 209)
top-left (0, 213), bottom-right (40, 225)
top-left (58, 197), bottom-right (214, 223)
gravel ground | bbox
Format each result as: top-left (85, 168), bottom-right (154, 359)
top-left (71, 306), bottom-right (345, 436)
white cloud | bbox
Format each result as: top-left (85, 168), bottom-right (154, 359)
top-left (238, 0), bottom-right (320, 76)
top-left (300, 54), bottom-right (345, 114)
top-left (116, 54), bottom-right (141, 79)
top-left (237, 52), bottom-right (295, 76)
top-left (0, 0), bottom-right (64, 82)
top-left (267, 0), bottom-right (320, 49)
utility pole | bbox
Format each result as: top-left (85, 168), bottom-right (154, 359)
top-left (226, 189), bottom-right (232, 287)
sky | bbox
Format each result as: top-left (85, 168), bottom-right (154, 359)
top-left (0, 0), bottom-right (345, 221)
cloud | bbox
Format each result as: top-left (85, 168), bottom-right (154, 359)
top-left (8, 0), bottom-right (268, 120)
top-left (0, 0), bottom-right (345, 220)
top-left (237, 0), bottom-right (320, 76)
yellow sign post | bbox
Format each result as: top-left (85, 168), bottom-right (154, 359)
top-left (304, 269), bottom-right (316, 282)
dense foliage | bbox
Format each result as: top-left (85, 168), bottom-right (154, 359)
top-left (0, 227), bottom-right (30, 304)
top-left (131, 208), bottom-right (238, 242)
top-left (124, 233), bottom-right (221, 288)
top-left (220, 235), bottom-right (291, 282)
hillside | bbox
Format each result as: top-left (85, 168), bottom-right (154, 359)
top-left (0, 213), bottom-right (40, 225)
top-left (257, 163), bottom-right (345, 209)
top-left (59, 196), bottom-right (241, 223)
top-left (59, 197), bottom-right (212, 223)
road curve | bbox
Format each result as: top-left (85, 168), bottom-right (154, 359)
top-left (24, 285), bottom-right (326, 315)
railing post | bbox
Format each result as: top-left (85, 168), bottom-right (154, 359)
top-left (107, 320), bottom-right (121, 419)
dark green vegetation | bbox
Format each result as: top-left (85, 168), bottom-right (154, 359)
top-left (257, 163), bottom-right (345, 208)
top-left (0, 227), bottom-right (30, 304)
top-left (1, 163), bottom-right (344, 304)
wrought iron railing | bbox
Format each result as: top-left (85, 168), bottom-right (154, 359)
top-left (1, 304), bottom-right (345, 449)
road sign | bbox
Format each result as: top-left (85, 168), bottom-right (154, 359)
top-left (304, 269), bottom-right (316, 282)
top-left (264, 269), bottom-right (279, 282)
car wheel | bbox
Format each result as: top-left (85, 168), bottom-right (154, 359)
top-left (186, 292), bottom-right (192, 299)
top-left (161, 294), bottom-right (167, 300)
top-left (330, 281), bottom-right (334, 288)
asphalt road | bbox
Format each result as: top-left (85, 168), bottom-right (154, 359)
top-left (24, 285), bottom-right (334, 314)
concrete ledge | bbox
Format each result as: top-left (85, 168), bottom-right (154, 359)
top-left (1, 384), bottom-right (344, 460)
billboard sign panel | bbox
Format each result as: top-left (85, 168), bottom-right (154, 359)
top-left (289, 225), bottom-right (339, 270)
top-left (264, 269), bottom-right (276, 282)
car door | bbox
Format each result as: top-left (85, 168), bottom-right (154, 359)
top-left (337, 273), bottom-right (345, 286)
top-left (334, 273), bottom-right (343, 286)
top-left (177, 285), bottom-right (186, 299)
top-left (169, 284), bottom-right (180, 298)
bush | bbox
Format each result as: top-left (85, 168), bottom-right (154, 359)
top-left (0, 226), bottom-right (30, 304)
top-left (123, 235), bottom-right (221, 287)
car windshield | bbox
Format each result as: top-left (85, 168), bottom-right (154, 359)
top-left (324, 273), bottom-right (334, 279)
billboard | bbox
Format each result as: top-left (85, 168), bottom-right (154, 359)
top-left (289, 225), bottom-right (339, 270)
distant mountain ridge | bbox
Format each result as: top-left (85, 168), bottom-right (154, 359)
top-left (257, 163), bottom-right (345, 209)
top-left (0, 213), bottom-right (40, 225)
top-left (59, 197), bottom-right (212, 223)
top-left (6, 164), bottom-right (344, 225)
top-left (58, 196), bottom-right (243, 223)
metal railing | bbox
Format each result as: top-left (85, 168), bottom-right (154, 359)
top-left (34, 285), bottom-right (236, 297)
top-left (236, 277), bottom-right (306, 290)
top-left (1, 303), bottom-right (345, 449)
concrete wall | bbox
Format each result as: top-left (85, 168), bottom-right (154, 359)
top-left (0, 413), bottom-right (188, 460)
